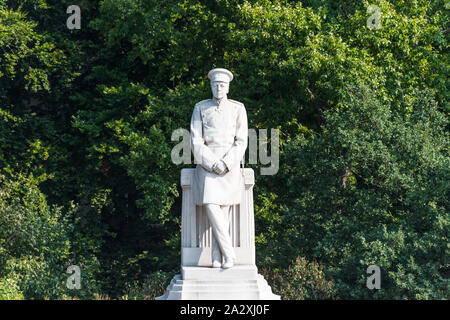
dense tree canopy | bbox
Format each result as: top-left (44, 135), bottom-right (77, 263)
top-left (0, 0), bottom-right (448, 299)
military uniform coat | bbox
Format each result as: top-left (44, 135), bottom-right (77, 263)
top-left (190, 97), bottom-right (248, 205)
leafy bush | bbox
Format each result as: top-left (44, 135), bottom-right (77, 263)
top-left (261, 256), bottom-right (337, 300)
top-left (0, 172), bottom-right (101, 299)
top-left (0, 272), bottom-right (24, 300)
top-left (278, 85), bottom-right (449, 299)
top-left (123, 271), bottom-right (176, 300)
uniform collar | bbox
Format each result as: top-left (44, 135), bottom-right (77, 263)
top-left (213, 96), bottom-right (228, 108)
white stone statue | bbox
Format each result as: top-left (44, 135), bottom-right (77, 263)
top-left (190, 68), bottom-right (248, 269)
top-left (157, 68), bottom-right (279, 300)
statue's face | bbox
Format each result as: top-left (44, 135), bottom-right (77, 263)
top-left (211, 81), bottom-right (229, 100)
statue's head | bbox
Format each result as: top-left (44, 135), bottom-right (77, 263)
top-left (208, 68), bottom-right (233, 100)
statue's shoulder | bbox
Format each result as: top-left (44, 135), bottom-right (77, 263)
top-left (194, 99), bottom-right (212, 110)
top-left (228, 99), bottom-right (244, 107)
top-left (228, 99), bottom-right (246, 112)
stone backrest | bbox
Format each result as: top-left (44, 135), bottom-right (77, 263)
top-left (180, 168), bottom-right (256, 266)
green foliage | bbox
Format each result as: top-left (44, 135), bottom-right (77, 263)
top-left (261, 256), bottom-right (337, 300)
top-left (0, 172), bottom-right (101, 299)
top-left (278, 85), bottom-right (449, 299)
top-left (122, 270), bottom-right (176, 300)
top-left (0, 0), bottom-right (447, 299)
top-left (0, 273), bottom-right (24, 300)
top-left (0, 0), bottom-right (55, 92)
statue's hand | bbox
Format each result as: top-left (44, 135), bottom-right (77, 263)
top-left (212, 160), bottom-right (227, 175)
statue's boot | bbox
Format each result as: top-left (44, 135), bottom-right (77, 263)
top-left (222, 257), bottom-right (234, 269)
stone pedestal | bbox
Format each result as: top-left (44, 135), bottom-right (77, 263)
top-left (157, 267), bottom-right (277, 300)
top-left (157, 168), bottom-right (279, 300)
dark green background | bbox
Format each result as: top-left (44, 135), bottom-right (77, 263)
top-left (0, 0), bottom-right (448, 299)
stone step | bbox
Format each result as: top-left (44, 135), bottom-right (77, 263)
top-left (174, 279), bottom-right (258, 285)
top-left (181, 265), bottom-right (258, 280)
top-left (157, 272), bottom-right (280, 300)
top-left (162, 288), bottom-right (267, 300)
top-left (170, 284), bottom-right (260, 291)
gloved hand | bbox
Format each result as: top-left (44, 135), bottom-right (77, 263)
top-left (212, 160), bottom-right (228, 175)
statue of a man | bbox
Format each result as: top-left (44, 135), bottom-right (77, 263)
top-left (190, 68), bottom-right (248, 269)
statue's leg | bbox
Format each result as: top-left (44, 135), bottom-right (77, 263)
top-left (211, 234), bottom-right (221, 267)
top-left (205, 204), bottom-right (236, 264)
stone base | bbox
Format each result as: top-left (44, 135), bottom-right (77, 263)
top-left (156, 266), bottom-right (280, 300)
